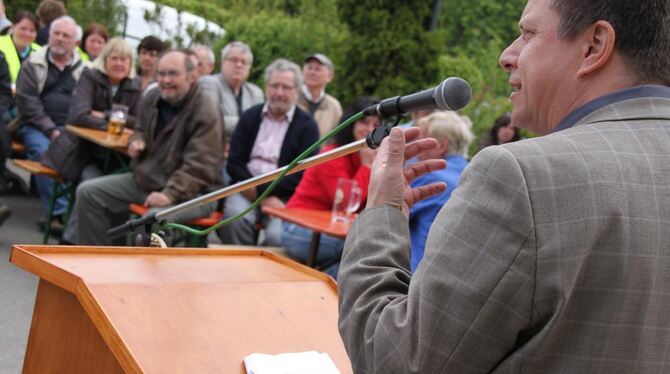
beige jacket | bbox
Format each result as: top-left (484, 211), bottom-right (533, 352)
top-left (297, 91), bottom-right (342, 138)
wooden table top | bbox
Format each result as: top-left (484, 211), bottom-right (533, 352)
top-left (10, 245), bottom-right (352, 374)
top-left (66, 124), bottom-right (132, 152)
top-left (262, 207), bottom-right (352, 239)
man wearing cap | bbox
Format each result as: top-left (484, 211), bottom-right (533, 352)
top-left (297, 53), bottom-right (342, 139)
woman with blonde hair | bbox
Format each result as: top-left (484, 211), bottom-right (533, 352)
top-left (68, 37), bottom-right (139, 130)
top-left (409, 111), bottom-right (474, 271)
top-left (57, 38), bottom-right (140, 244)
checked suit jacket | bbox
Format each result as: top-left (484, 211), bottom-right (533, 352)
top-left (338, 95), bottom-right (670, 373)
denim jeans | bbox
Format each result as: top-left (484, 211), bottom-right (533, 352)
top-left (18, 125), bottom-right (69, 216)
top-left (281, 221), bottom-right (343, 278)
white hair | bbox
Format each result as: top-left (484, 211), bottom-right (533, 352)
top-left (193, 44), bottom-right (215, 65)
top-left (416, 111), bottom-right (474, 157)
top-left (49, 15), bottom-right (80, 39)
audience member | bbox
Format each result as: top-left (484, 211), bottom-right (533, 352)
top-left (0, 12), bottom-right (39, 87)
top-left (477, 112), bottom-right (521, 151)
top-left (219, 58), bottom-right (319, 246)
top-left (408, 111), bottom-right (474, 271)
top-left (68, 37), bottom-right (138, 131)
top-left (0, 0), bottom-right (11, 34)
top-left (57, 37), bottom-right (139, 243)
top-left (282, 96), bottom-right (379, 276)
top-left (0, 49), bottom-right (12, 216)
top-left (134, 35), bottom-right (166, 92)
top-left (297, 53), bottom-right (342, 138)
top-left (178, 48), bottom-right (202, 78)
top-left (15, 16), bottom-right (89, 229)
top-left (192, 44), bottom-right (215, 76)
top-left (35, 0), bottom-right (66, 46)
top-left (80, 22), bottom-right (108, 62)
top-left (75, 49), bottom-right (224, 246)
top-left (199, 41), bottom-right (264, 137)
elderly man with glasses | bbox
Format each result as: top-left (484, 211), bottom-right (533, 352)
top-left (199, 41), bottom-right (264, 138)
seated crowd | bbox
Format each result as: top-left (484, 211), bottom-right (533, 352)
top-left (0, 0), bottom-right (520, 276)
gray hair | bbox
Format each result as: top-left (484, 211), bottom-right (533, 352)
top-left (264, 58), bottom-right (303, 89)
top-left (193, 44), bottom-right (215, 65)
top-left (220, 41), bottom-right (253, 65)
top-left (49, 15), bottom-right (80, 39)
top-left (416, 111), bottom-right (474, 157)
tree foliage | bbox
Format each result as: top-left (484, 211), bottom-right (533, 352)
top-left (8, 0), bottom-right (123, 35)
top-left (7, 0), bottom-right (528, 154)
top-left (335, 0), bottom-right (443, 105)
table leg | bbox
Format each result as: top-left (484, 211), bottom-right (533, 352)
top-left (306, 232), bottom-right (321, 268)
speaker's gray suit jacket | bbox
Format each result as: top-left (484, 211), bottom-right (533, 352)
top-left (338, 95), bottom-right (670, 373)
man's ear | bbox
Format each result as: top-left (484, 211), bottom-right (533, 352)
top-left (577, 20), bottom-right (616, 77)
top-left (326, 69), bottom-right (334, 84)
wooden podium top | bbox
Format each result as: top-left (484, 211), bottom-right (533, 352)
top-left (11, 245), bottom-right (352, 373)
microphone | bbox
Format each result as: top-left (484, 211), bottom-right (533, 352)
top-left (362, 77), bottom-right (472, 118)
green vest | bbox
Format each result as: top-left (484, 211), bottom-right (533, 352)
top-left (0, 34), bottom-right (40, 83)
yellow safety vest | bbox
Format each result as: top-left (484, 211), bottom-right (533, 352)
top-left (0, 34), bottom-right (40, 83)
top-left (77, 46), bottom-right (90, 62)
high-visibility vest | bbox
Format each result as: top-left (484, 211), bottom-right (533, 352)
top-left (0, 34), bottom-right (40, 83)
top-left (77, 46), bottom-right (90, 62)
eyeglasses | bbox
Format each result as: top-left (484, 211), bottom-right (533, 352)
top-left (225, 57), bottom-right (251, 66)
top-left (157, 70), bottom-right (184, 78)
top-left (267, 83), bottom-right (296, 91)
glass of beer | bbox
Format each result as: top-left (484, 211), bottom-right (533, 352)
top-left (107, 104), bottom-right (128, 137)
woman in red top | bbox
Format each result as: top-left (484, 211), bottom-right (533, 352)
top-left (282, 97), bottom-right (379, 277)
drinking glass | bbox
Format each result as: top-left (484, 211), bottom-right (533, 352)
top-left (331, 178), bottom-right (362, 224)
top-left (107, 104), bottom-right (129, 136)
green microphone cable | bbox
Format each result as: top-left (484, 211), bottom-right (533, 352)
top-left (157, 111), bottom-right (365, 237)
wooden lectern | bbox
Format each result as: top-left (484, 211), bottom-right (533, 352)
top-left (10, 245), bottom-right (352, 373)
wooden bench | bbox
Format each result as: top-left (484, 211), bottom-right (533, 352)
top-left (12, 159), bottom-right (74, 243)
top-left (129, 203), bottom-right (223, 247)
top-left (12, 159), bottom-right (62, 182)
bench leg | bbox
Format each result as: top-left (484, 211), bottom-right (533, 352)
top-left (42, 185), bottom-right (58, 244)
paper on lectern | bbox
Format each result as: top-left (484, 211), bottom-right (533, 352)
top-left (243, 350), bottom-right (340, 374)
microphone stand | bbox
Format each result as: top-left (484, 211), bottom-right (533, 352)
top-left (108, 138), bottom-right (372, 242)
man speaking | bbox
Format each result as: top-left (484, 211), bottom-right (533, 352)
top-left (338, 0), bottom-right (670, 372)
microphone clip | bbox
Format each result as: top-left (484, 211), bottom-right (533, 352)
top-left (365, 117), bottom-right (403, 149)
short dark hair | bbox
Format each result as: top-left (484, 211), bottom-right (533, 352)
top-left (551, 0), bottom-right (670, 84)
top-left (11, 11), bottom-right (39, 31)
top-left (36, 0), bottom-right (66, 25)
top-left (489, 112), bottom-right (520, 145)
top-left (334, 96), bottom-right (380, 146)
top-left (137, 35), bottom-right (167, 54)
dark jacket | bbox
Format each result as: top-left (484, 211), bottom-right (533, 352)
top-left (15, 47), bottom-right (89, 134)
top-left (130, 83), bottom-right (224, 202)
top-left (227, 103), bottom-right (320, 201)
top-left (0, 52), bottom-right (13, 162)
top-left (67, 68), bottom-right (140, 129)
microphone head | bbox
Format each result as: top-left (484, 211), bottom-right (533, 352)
top-left (435, 77), bottom-right (472, 111)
